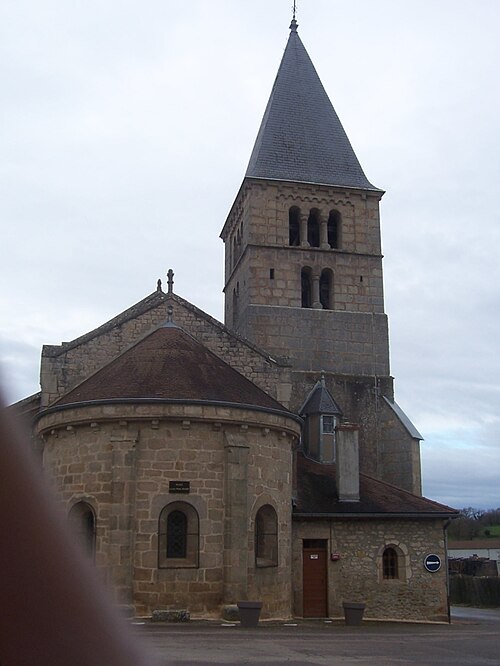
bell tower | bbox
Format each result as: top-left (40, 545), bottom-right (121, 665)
top-left (220, 18), bottom-right (422, 495)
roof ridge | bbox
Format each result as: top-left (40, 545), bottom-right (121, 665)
top-left (48, 325), bottom-right (292, 414)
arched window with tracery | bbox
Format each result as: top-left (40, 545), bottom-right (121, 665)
top-left (289, 206), bottom-right (300, 246)
top-left (319, 269), bottom-right (333, 310)
top-left (68, 501), bottom-right (96, 560)
top-left (301, 267), bottom-right (312, 308)
top-left (255, 504), bottom-right (278, 567)
top-left (307, 209), bottom-right (320, 248)
top-left (158, 502), bottom-right (199, 568)
top-left (327, 210), bottom-right (341, 248)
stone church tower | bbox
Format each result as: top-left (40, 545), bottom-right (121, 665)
top-left (10, 14), bottom-right (457, 625)
top-left (221, 18), bottom-right (421, 494)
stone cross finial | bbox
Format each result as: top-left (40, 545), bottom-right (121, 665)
top-left (167, 269), bottom-right (174, 294)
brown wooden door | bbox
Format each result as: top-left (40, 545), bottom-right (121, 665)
top-left (302, 545), bottom-right (328, 617)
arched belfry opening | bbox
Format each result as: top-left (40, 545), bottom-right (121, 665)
top-left (289, 206), bottom-right (301, 246)
top-left (301, 267), bottom-right (312, 308)
top-left (327, 210), bottom-right (340, 248)
top-left (307, 209), bottom-right (320, 248)
top-left (319, 269), bottom-right (333, 310)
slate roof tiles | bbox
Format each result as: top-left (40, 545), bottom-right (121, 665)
top-left (246, 26), bottom-right (379, 191)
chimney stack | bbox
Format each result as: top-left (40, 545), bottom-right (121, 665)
top-left (336, 424), bottom-right (360, 502)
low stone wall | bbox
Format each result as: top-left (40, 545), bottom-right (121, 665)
top-left (450, 575), bottom-right (500, 607)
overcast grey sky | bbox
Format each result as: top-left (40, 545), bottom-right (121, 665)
top-left (1, 0), bottom-right (499, 509)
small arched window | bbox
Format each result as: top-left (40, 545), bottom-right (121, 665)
top-left (301, 267), bottom-right (312, 308)
top-left (159, 502), bottom-right (199, 568)
top-left (307, 209), bottom-right (320, 248)
top-left (68, 501), bottom-right (96, 560)
top-left (319, 269), bottom-right (333, 310)
top-left (327, 210), bottom-right (341, 248)
top-left (167, 511), bottom-right (187, 558)
top-left (289, 206), bottom-right (301, 246)
top-left (255, 504), bottom-right (278, 567)
top-left (382, 547), bottom-right (399, 579)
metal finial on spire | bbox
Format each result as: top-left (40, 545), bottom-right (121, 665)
top-left (290, 0), bottom-right (298, 32)
top-left (167, 268), bottom-right (174, 294)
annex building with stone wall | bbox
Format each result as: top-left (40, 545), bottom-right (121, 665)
top-left (13, 18), bottom-right (458, 623)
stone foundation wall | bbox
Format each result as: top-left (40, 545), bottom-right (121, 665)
top-left (293, 518), bottom-right (448, 622)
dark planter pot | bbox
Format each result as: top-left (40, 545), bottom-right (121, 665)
top-left (342, 602), bottom-right (366, 626)
top-left (237, 601), bottom-right (263, 628)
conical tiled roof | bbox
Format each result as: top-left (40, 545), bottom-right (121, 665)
top-left (53, 324), bottom-right (290, 414)
top-left (246, 24), bottom-right (378, 191)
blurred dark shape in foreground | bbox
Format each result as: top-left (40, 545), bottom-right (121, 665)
top-left (0, 389), bottom-right (155, 665)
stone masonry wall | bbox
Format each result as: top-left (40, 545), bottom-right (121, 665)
top-left (222, 179), bottom-right (384, 331)
top-left (240, 306), bottom-right (390, 377)
top-left (293, 518), bottom-right (448, 622)
top-left (40, 293), bottom-right (292, 408)
top-left (38, 402), bottom-right (299, 618)
top-left (378, 399), bottom-right (422, 495)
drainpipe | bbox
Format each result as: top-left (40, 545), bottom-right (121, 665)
top-left (443, 518), bottom-right (452, 624)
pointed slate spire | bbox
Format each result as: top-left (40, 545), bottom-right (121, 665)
top-left (246, 24), bottom-right (379, 191)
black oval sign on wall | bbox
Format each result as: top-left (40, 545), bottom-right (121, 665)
top-left (424, 554), bottom-right (442, 572)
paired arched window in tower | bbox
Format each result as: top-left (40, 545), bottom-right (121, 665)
top-left (288, 206), bottom-right (342, 249)
top-left (158, 502), bottom-right (199, 568)
top-left (68, 501), bottom-right (96, 560)
top-left (255, 504), bottom-right (278, 567)
top-left (301, 267), bottom-right (333, 309)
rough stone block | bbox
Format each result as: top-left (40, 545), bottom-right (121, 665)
top-left (151, 609), bottom-right (190, 622)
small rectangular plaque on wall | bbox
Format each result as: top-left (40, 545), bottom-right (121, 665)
top-left (169, 480), bottom-right (190, 494)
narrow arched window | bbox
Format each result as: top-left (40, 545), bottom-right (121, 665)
top-left (319, 269), bottom-right (333, 310)
top-left (307, 209), bottom-right (320, 247)
top-left (301, 268), bottom-right (312, 308)
top-left (327, 210), bottom-right (341, 248)
top-left (255, 504), bottom-right (278, 567)
top-left (159, 502), bottom-right (199, 568)
top-left (68, 501), bottom-right (96, 560)
top-left (383, 547), bottom-right (398, 579)
top-left (167, 511), bottom-right (187, 558)
top-left (289, 206), bottom-right (300, 246)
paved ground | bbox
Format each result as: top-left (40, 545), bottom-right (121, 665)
top-left (132, 606), bottom-right (500, 665)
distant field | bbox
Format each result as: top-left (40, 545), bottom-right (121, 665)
top-left (480, 525), bottom-right (500, 537)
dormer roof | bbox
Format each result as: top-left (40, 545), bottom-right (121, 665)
top-left (299, 377), bottom-right (343, 417)
top-left (245, 25), bottom-right (380, 191)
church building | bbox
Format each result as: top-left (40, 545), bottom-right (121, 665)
top-left (14, 16), bottom-right (457, 622)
